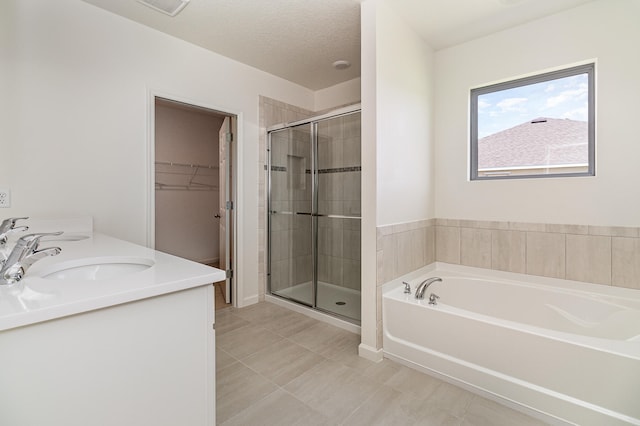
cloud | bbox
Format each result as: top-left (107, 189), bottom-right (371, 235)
top-left (496, 97), bottom-right (527, 112)
top-left (546, 83), bottom-right (588, 108)
top-left (544, 83), bottom-right (556, 93)
top-left (561, 107), bottom-right (588, 121)
top-left (478, 99), bottom-right (491, 110)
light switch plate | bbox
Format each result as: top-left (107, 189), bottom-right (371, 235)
top-left (0, 188), bottom-right (11, 208)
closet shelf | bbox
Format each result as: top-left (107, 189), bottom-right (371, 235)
top-left (155, 161), bottom-right (219, 170)
top-left (155, 161), bottom-right (219, 191)
top-left (155, 183), bottom-right (219, 191)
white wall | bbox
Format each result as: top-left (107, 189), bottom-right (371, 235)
top-left (359, 0), bottom-right (378, 357)
top-left (359, 0), bottom-right (435, 359)
top-left (1, 0), bottom-right (316, 307)
top-left (314, 77), bottom-right (361, 112)
top-left (375, 0), bottom-right (435, 226)
top-left (434, 0), bottom-right (640, 227)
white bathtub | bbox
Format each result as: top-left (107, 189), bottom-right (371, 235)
top-left (382, 263), bottom-right (640, 426)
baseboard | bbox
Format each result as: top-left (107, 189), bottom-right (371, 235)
top-left (265, 294), bottom-right (361, 334)
top-left (237, 294), bottom-right (259, 308)
top-left (358, 343), bottom-right (383, 362)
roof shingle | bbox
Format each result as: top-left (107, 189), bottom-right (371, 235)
top-left (478, 118), bottom-right (588, 169)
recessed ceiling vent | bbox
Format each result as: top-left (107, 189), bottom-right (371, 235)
top-left (137, 0), bottom-right (190, 17)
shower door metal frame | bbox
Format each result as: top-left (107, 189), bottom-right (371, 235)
top-left (267, 104), bottom-right (361, 323)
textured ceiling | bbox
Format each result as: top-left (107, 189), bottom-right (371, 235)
top-left (81, 0), bottom-right (595, 91)
top-left (393, 0), bottom-right (595, 50)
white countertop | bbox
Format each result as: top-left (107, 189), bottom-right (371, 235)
top-left (0, 233), bottom-right (224, 331)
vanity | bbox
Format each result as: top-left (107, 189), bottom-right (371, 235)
top-left (0, 228), bottom-right (223, 426)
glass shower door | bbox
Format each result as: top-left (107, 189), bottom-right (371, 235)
top-left (268, 124), bottom-right (314, 306)
top-left (315, 112), bottom-right (361, 321)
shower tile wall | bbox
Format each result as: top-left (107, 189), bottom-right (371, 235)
top-left (317, 114), bottom-right (361, 290)
top-left (259, 97), bottom-right (361, 301)
top-left (259, 97), bottom-right (315, 300)
top-left (268, 127), bottom-right (313, 292)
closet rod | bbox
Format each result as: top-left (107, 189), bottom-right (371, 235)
top-left (155, 160), bottom-right (218, 169)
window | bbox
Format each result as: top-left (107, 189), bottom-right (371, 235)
top-left (470, 63), bottom-right (595, 180)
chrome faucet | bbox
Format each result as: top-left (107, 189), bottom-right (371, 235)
top-left (428, 293), bottom-right (440, 305)
top-left (0, 232), bottom-right (63, 285)
top-left (415, 277), bottom-right (442, 300)
top-left (0, 217), bottom-right (29, 247)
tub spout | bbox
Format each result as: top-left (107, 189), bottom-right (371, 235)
top-left (415, 277), bottom-right (442, 299)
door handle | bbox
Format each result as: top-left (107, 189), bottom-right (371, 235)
top-left (214, 214), bottom-right (221, 219)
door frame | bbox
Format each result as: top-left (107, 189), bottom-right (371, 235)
top-left (146, 90), bottom-right (241, 307)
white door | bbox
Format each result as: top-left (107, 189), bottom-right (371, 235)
top-left (218, 117), bottom-right (232, 304)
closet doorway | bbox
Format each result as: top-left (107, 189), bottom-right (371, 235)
top-left (153, 97), bottom-right (236, 310)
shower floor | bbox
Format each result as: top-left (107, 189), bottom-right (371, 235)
top-left (273, 281), bottom-right (361, 322)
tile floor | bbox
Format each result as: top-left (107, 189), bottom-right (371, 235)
top-left (216, 302), bottom-right (548, 425)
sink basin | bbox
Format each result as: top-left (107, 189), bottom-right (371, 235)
top-left (42, 257), bottom-right (154, 281)
top-left (41, 234), bottom-right (91, 242)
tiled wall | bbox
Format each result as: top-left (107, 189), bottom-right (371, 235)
top-left (258, 96), bottom-right (315, 300)
top-left (434, 219), bottom-right (640, 289)
top-left (268, 126), bottom-right (313, 292)
top-left (258, 97), bottom-right (361, 299)
top-left (317, 114), bottom-right (361, 290)
top-left (376, 219), bottom-right (436, 346)
top-left (375, 217), bottom-right (640, 348)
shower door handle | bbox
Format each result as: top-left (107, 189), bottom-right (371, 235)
top-left (314, 214), bottom-right (361, 219)
top-left (295, 212), bottom-right (312, 216)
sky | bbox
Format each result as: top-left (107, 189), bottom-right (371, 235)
top-left (477, 73), bottom-right (589, 138)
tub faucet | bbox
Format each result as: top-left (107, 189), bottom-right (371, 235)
top-left (0, 217), bottom-right (29, 247)
top-left (415, 277), bottom-right (442, 300)
top-left (0, 232), bottom-right (63, 285)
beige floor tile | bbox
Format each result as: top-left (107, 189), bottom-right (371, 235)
top-left (231, 302), bottom-right (292, 324)
top-left (215, 310), bottom-right (251, 336)
top-left (216, 362), bottom-right (279, 424)
top-left (221, 389), bottom-right (331, 426)
top-left (343, 385), bottom-right (461, 426)
top-left (216, 346), bottom-right (237, 371)
top-left (241, 339), bottom-right (325, 386)
top-left (416, 406), bottom-right (464, 426)
top-left (288, 321), bottom-right (359, 358)
top-left (356, 358), bottom-right (406, 384)
top-left (461, 396), bottom-right (548, 426)
top-left (260, 309), bottom-right (320, 338)
top-left (215, 302), bottom-right (546, 426)
top-left (328, 342), bottom-right (378, 371)
top-left (383, 363), bottom-right (443, 398)
top-left (284, 359), bottom-right (379, 422)
top-left (427, 382), bottom-right (475, 418)
top-left (217, 324), bottom-right (284, 360)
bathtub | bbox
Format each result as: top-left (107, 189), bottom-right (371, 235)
top-left (382, 263), bottom-right (640, 426)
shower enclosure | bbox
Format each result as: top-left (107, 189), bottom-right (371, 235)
top-left (267, 107), bottom-right (361, 323)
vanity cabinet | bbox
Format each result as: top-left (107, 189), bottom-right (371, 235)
top-left (0, 285), bottom-right (215, 426)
